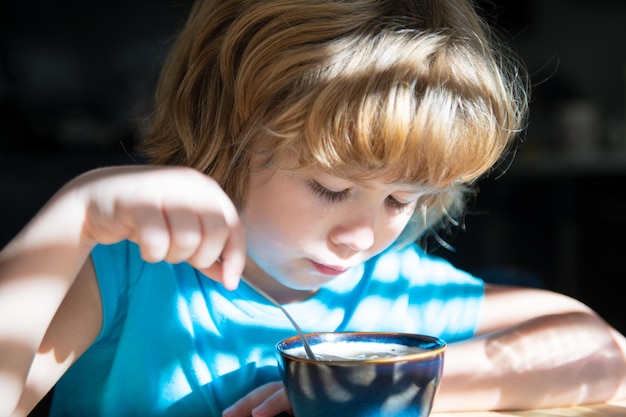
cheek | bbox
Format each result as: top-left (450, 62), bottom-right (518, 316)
top-left (246, 203), bottom-right (301, 240)
top-left (242, 175), bottom-right (314, 243)
top-left (379, 213), bottom-right (414, 246)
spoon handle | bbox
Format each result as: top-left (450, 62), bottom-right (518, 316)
top-left (240, 277), bottom-right (317, 360)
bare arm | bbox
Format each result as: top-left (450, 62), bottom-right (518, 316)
top-left (432, 284), bottom-right (626, 412)
top-left (0, 176), bottom-right (95, 416)
top-left (10, 258), bottom-right (102, 417)
top-left (0, 165), bottom-right (246, 417)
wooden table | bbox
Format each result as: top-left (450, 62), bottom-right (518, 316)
top-left (432, 399), bottom-right (626, 417)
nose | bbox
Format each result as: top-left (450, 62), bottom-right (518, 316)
top-left (328, 209), bottom-right (377, 252)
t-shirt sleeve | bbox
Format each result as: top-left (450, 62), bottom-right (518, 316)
top-left (407, 248), bottom-right (484, 341)
top-left (90, 240), bottom-right (144, 344)
top-left (372, 244), bottom-right (485, 342)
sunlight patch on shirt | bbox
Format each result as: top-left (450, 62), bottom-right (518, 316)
top-left (161, 365), bottom-right (192, 404)
top-left (388, 292), bottom-right (410, 330)
top-left (190, 290), bottom-right (218, 333)
top-left (348, 296), bottom-right (394, 329)
top-left (215, 352), bottom-right (241, 376)
top-left (372, 254), bottom-right (401, 282)
top-left (176, 294), bottom-right (194, 337)
top-left (283, 298), bottom-right (346, 331)
top-left (422, 296), bottom-right (477, 339)
top-left (246, 346), bottom-right (279, 368)
top-left (191, 352), bottom-right (213, 385)
top-left (423, 298), bottom-right (447, 335)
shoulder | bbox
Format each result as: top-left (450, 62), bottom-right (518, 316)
top-left (369, 243), bottom-right (484, 287)
top-left (355, 243), bottom-right (486, 340)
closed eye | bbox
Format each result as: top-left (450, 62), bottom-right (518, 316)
top-left (386, 196), bottom-right (414, 212)
top-left (307, 180), bottom-right (349, 203)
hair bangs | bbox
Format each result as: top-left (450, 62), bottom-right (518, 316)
top-left (287, 36), bottom-right (512, 192)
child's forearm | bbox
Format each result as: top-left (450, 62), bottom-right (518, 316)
top-left (0, 165), bottom-right (247, 416)
top-left (433, 312), bottom-right (626, 412)
top-left (0, 182), bottom-right (94, 416)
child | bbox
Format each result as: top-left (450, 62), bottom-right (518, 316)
top-left (1, 0), bottom-right (625, 416)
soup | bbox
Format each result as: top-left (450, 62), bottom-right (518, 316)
top-left (286, 341), bottom-right (430, 361)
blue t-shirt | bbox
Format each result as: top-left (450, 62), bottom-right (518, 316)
top-left (50, 240), bottom-right (483, 416)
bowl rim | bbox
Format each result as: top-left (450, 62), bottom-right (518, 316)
top-left (275, 331), bottom-right (447, 364)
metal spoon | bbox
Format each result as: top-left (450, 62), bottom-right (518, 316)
top-left (240, 277), bottom-right (317, 360)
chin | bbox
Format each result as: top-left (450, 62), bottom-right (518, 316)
top-left (272, 273), bottom-right (325, 291)
top-left (290, 275), bottom-right (336, 291)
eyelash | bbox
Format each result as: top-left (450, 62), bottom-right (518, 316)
top-left (386, 197), bottom-right (411, 211)
top-left (308, 180), bottom-right (348, 203)
top-left (307, 180), bottom-right (412, 212)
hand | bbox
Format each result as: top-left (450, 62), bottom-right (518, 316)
top-left (74, 165), bottom-right (245, 289)
top-left (222, 381), bottom-right (292, 417)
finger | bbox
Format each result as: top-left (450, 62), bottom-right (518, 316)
top-left (131, 206), bottom-right (171, 263)
top-left (252, 385), bottom-right (292, 417)
top-left (197, 235), bottom-right (245, 291)
top-left (194, 194), bottom-right (245, 290)
top-left (198, 251), bottom-right (244, 291)
top-left (163, 207), bottom-right (203, 264)
top-left (222, 382), bottom-right (285, 417)
top-left (188, 209), bottom-right (230, 268)
top-left (214, 218), bottom-right (246, 290)
top-left (218, 193), bottom-right (246, 290)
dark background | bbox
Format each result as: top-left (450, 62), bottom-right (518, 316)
top-left (1, 2), bottom-right (625, 414)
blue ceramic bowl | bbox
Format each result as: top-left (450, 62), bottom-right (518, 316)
top-left (276, 332), bottom-right (446, 417)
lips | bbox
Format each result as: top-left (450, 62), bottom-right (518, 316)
top-left (310, 260), bottom-right (348, 276)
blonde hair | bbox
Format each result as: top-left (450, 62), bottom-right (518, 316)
top-left (141, 0), bottom-right (529, 246)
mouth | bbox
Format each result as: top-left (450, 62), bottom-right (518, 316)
top-left (309, 260), bottom-right (349, 276)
